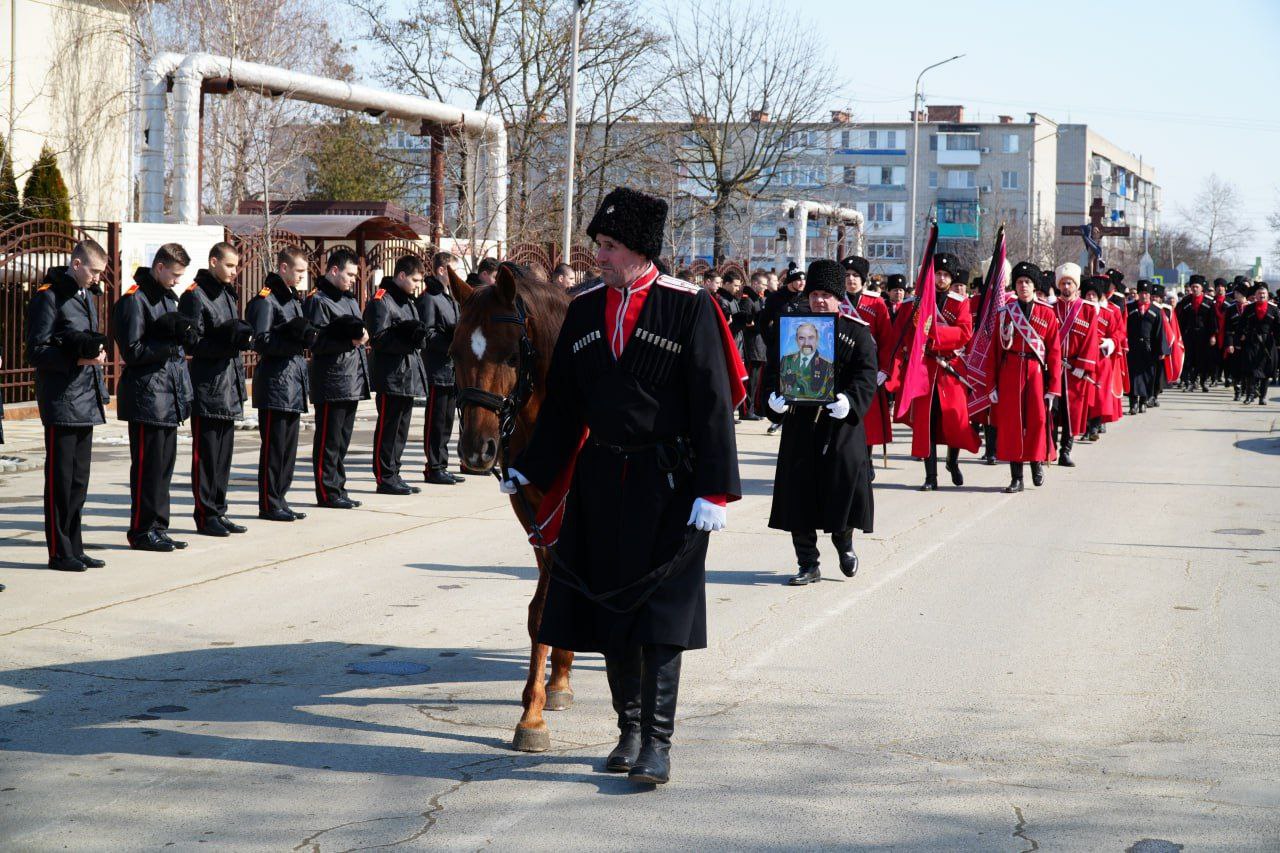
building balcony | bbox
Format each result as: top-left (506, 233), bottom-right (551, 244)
top-left (863, 220), bottom-right (906, 238)
top-left (937, 149), bottom-right (981, 166)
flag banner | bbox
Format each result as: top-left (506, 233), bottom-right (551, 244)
top-left (963, 226), bottom-right (1010, 419)
top-left (893, 222), bottom-right (938, 421)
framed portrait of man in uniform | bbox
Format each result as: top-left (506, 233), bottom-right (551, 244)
top-left (778, 313), bottom-right (836, 404)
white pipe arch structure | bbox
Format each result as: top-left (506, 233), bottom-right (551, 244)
top-left (139, 52), bottom-right (508, 249)
top-left (781, 198), bottom-right (865, 272)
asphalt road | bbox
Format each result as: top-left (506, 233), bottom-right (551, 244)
top-left (1, 387), bottom-right (1277, 851)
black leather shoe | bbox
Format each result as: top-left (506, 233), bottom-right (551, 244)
top-left (604, 648), bottom-right (642, 772)
top-left (449, 473), bottom-right (465, 483)
top-left (424, 470), bottom-right (455, 486)
top-left (75, 553), bottom-right (106, 568)
top-left (319, 496), bottom-right (358, 509)
top-left (1030, 463), bottom-right (1045, 487)
top-left (197, 517), bottom-right (231, 537)
top-left (1003, 479), bottom-right (1024, 494)
top-left (377, 481), bottom-right (414, 495)
top-left (289, 509), bottom-right (307, 520)
top-left (946, 463), bottom-right (963, 486)
top-left (918, 479), bottom-right (937, 491)
top-left (983, 455), bottom-right (997, 466)
top-left (217, 516), bottom-right (248, 534)
top-left (787, 566), bottom-right (821, 586)
top-left (740, 413), bottom-right (763, 421)
top-left (1148, 398), bottom-right (1159, 408)
top-left (1128, 405), bottom-right (1137, 415)
top-left (258, 509), bottom-right (296, 522)
top-left (629, 645), bottom-right (681, 785)
top-left (838, 551), bottom-right (858, 578)
top-left (49, 555), bottom-right (87, 572)
top-left (157, 532), bottom-right (188, 550)
top-left (1058, 453), bottom-right (1075, 468)
top-left (130, 532), bottom-right (175, 552)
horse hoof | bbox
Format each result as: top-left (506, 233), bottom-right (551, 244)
top-left (512, 725), bottom-right (551, 753)
top-left (545, 690), bottom-right (574, 711)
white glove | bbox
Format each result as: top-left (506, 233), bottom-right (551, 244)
top-left (989, 390), bottom-right (999, 404)
top-left (687, 498), bottom-right (726, 532)
top-left (767, 392), bottom-right (789, 414)
top-left (825, 393), bottom-right (851, 420)
top-left (875, 370), bottom-right (887, 387)
top-left (1100, 338), bottom-right (1116, 357)
top-left (499, 468), bottom-right (529, 494)
top-left (1071, 367), bottom-right (1086, 379)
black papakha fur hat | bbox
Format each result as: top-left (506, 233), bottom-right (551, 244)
top-left (586, 187), bottom-right (667, 261)
top-left (803, 259), bottom-right (846, 300)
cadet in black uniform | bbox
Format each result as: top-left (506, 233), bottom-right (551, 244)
top-left (304, 247), bottom-right (370, 509)
top-left (505, 187), bottom-right (741, 786)
top-left (417, 252), bottom-right (464, 485)
top-left (179, 242), bottom-right (253, 536)
top-left (766, 259), bottom-right (878, 586)
top-left (114, 244), bottom-right (196, 552)
top-left (1241, 282), bottom-right (1279, 405)
top-left (248, 246), bottom-right (315, 521)
top-left (365, 255), bottom-right (429, 495)
top-left (27, 240), bottom-right (111, 571)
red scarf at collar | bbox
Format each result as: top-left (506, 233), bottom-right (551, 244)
top-left (1192, 294), bottom-right (1204, 310)
top-left (1256, 300), bottom-right (1270, 320)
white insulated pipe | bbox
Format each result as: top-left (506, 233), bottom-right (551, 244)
top-left (782, 198), bottom-right (865, 271)
top-left (140, 52), bottom-right (186, 222)
top-left (141, 52), bottom-right (508, 248)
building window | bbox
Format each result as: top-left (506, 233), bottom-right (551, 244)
top-left (946, 170), bottom-right (976, 189)
top-left (884, 130), bottom-right (899, 148)
top-left (929, 134), bottom-right (938, 151)
top-left (841, 130), bottom-right (852, 149)
top-left (867, 240), bottom-right (904, 260)
top-left (1001, 170), bottom-right (1019, 190)
top-left (868, 130), bottom-right (877, 148)
top-left (942, 133), bottom-right (978, 151)
top-left (1002, 133), bottom-right (1019, 153)
top-left (866, 202), bottom-right (893, 223)
top-left (928, 171), bottom-right (938, 189)
top-left (843, 165), bottom-right (857, 184)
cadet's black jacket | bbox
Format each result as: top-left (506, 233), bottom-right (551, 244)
top-left (415, 275), bottom-right (459, 386)
top-left (27, 267), bottom-right (109, 427)
top-left (1240, 303), bottom-right (1280, 378)
top-left (179, 269), bottom-right (249, 420)
top-left (740, 289), bottom-right (766, 362)
top-left (303, 274), bottom-right (370, 404)
top-left (247, 273), bottom-right (309, 413)
top-left (515, 275), bottom-right (741, 653)
top-left (767, 314), bottom-right (878, 535)
top-left (113, 268), bottom-right (194, 426)
top-left (365, 278), bottom-right (429, 397)
top-left (1126, 305), bottom-right (1167, 399)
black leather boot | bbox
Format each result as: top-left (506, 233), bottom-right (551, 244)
top-left (945, 447), bottom-right (963, 486)
top-left (1030, 461), bottom-right (1044, 487)
top-left (604, 646), bottom-right (643, 772)
top-left (982, 425), bottom-right (997, 464)
top-left (1003, 462), bottom-right (1024, 493)
top-left (919, 450), bottom-right (938, 491)
top-left (629, 644), bottom-right (682, 785)
top-left (833, 529), bottom-right (858, 577)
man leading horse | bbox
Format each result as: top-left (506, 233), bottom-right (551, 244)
top-left (499, 187), bottom-right (744, 785)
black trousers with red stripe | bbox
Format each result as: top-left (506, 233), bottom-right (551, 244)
top-left (373, 393), bottom-right (414, 485)
top-left (43, 424), bottom-right (93, 560)
top-left (743, 361), bottom-right (765, 417)
top-left (257, 409), bottom-right (300, 515)
top-left (312, 400), bottom-right (357, 502)
top-left (191, 414), bottom-right (235, 527)
top-left (423, 384), bottom-right (456, 474)
top-left (128, 421), bottom-right (177, 540)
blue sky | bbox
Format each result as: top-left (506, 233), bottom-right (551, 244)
top-left (363, 0), bottom-right (1279, 265)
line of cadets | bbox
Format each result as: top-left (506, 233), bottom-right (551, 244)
top-left (738, 252), bottom-right (1278, 584)
top-left (29, 238), bottom-right (472, 572)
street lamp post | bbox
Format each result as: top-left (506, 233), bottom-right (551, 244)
top-left (907, 54), bottom-right (963, 280)
top-left (560, 0), bottom-right (585, 265)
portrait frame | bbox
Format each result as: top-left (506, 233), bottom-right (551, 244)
top-left (777, 312), bottom-right (837, 405)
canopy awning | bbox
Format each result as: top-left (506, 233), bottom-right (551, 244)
top-left (201, 214), bottom-right (422, 241)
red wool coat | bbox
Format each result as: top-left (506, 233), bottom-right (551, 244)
top-left (849, 290), bottom-right (893, 446)
top-left (1054, 297), bottom-right (1101, 435)
top-left (894, 290), bottom-right (981, 457)
top-left (992, 299), bottom-right (1062, 462)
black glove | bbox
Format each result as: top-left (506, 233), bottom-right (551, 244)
top-left (391, 320), bottom-right (429, 350)
top-left (52, 329), bottom-right (86, 358)
top-left (325, 314), bottom-right (366, 340)
top-left (150, 311), bottom-right (189, 342)
top-left (76, 332), bottom-right (108, 359)
top-left (280, 315), bottom-right (313, 342)
top-left (209, 319), bottom-right (254, 351)
top-left (229, 319), bottom-right (254, 351)
top-left (179, 322), bottom-right (201, 351)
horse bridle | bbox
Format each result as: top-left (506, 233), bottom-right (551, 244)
top-left (455, 294), bottom-right (538, 483)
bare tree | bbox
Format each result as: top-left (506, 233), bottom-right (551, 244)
top-left (1177, 173), bottom-right (1253, 275)
top-left (1268, 193), bottom-right (1280, 272)
top-left (661, 0), bottom-right (842, 264)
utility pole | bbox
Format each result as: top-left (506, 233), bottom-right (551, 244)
top-left (907, 54), bottom-right (963, 280)
top-left (559, 0), bottom-right (585, 265)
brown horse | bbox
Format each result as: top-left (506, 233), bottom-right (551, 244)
top-left (449, 261), bottom-right (577, 753)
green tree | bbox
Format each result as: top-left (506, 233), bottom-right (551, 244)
top-left (306, 117), bottom-right (405, 202)
top-left (0, 136), bottom-right (21, 227)
top-left (20, 145), bottom-right (72, 224)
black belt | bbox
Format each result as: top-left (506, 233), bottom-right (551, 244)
top-left (1011, 351), bottom-right (1042, 360)
top-left (588, 434), bottom-right (694, 475)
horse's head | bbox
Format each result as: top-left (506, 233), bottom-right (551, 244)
top-left (452, 261), bottom-right (566, 474)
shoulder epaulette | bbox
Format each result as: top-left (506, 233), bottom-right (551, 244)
top-left (656, 275), bottom-right (701, 295)
top-left (37, 283), bottom-right (51, 291)
top-left (373, 288), bottom-right (386, 300)
top-left (186, 282), bottom-right (199, 292)
top-left (258, 287), bottom-right (271, 298)
top-left (573, 281), bottom-right (606, 299)
top-left (124, 284), bottom-right (138, 296)
top-left (846, 312), bottom-right (870, 326)
top-left (1034, 297), bottom-right (1050, 306)
top-left (946, 291), bottom-right (965, 302)
top-left (861, 289), bottom-right (883, 299)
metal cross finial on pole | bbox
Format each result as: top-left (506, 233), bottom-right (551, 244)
top-left (907, 54), bottom-right (964, 282)
top-left (560, 0), bottom-right (586, 266)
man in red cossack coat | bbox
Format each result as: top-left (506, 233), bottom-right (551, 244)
top-left (839, 255), bottom-right (893, 456)
top-left (1051, 263), bottom-right (1100, 467)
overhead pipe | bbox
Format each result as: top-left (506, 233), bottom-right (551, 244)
top-left (139, 52), bottom-right (186, 222)
top-left (781, 198), bottom-right (865, 270)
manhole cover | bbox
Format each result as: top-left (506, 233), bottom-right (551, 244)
top-left (347, 661), bottom-right (430, 676)
top-left (1213, 528), bottom-right (1264, 536)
